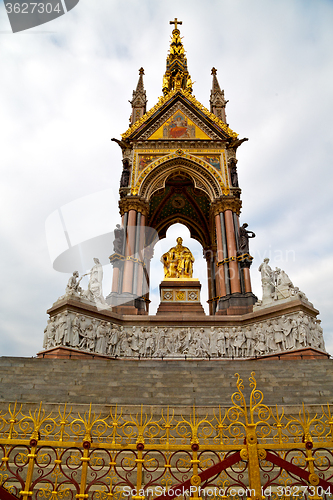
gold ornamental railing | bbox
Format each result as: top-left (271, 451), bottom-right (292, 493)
top-left (1, 373), bottom-right (333, 499)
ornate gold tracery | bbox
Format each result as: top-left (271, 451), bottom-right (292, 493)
top-left (1, 373), bottom-right (333, 500)
top-left (135, 155), bottom-right (226, 201)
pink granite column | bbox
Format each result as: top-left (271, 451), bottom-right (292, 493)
top-left (243, 267), bottom-right (252, 293)
top-left (122, 209), bottom-right (137, 294)
top-left (224, 210), bottom-right (241, 294)
top-left (215, 213), bottom-right (227, 297)
top-left (136, 214), bottom-right (146, 296)
top-left (111, 267), bottom-right (120, 294)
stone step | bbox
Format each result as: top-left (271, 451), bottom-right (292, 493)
top-left (1, 357), bottom-right (333, 408)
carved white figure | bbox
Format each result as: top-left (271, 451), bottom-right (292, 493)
top-left (56, 313), bottom-right (66, 345)
top-left (297, 312), bottom-right (309, 347)
top-left (96, 321), bottom-right (108, 354)
top-left (139, 327), bottom-right (146, 356)
top-left (156, 327), bottom-right (167, 356)
top-left (43, 320), bottom-right (51, 349)
top-left (187, 329), bottom-right (198, 357)
top-left (223, 330), bottom-right (230, 357)
top-left (65, 271), bottom-right (82, 296)
top-left (118, 326), bottom-right (129, 356)
top-left (234, 328), bottom-right (245, 357)
top-left (63, 312), bottom-right (72, 346)
top-left (78, 317), bottom-right (88, 350)
top-left (283, 316), bottom-right (295, 350)
top-left (254, 325), bottom-right (266, 355)
top-left (72, 314), bottom-right (81, 347)
top-left (210, 327), bottom-right (218, 357)
top-left (165, 328), bottom-right (174, 354)
top-left (197, 329), bottom-right (206, 357)
top-left (83, 258), bottom-right (106, 304)
top-left (216, 328), bottom-right (226, 357)
top-left (291, 287), bottom-right (310, 303)
top-left (315, 320), bottom-right (325, 350)
top-left (244, 326), bottom-right (254, 357)
top-left (131, 326), bottom-right (139, 354)
top-left (228, 328), bottom-right (236, 358)
top-left (108, 325), bottom-right (120, 356)
top-left (265, 321), bottom-right (276, 352)
top-left (48, 317), bottom-right (57, 348)
top-left (258, 258), bottom-right (274, 300)
top-left (276, 269), bottom-right (293, 289)
top-left (145, 328), bottom-right (154, 357)
top-left (273, 318), bottom-right (285, 351)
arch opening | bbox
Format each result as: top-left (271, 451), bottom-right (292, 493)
top-left (147, 172), bottom-right (212, 249)
top-left (149, 223), bottom-right (209, 315)
top-left (139, 156), bottom-right (223, 202)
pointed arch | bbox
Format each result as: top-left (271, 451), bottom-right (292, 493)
top-left (138, 156), bottom-right (223, 202)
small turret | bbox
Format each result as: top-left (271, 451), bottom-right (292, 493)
top-left (162, 18), bottom-right (193, 95)
top-left (210, 68), bottom-right (228, 123)
top-left (130, 67), bottom-right (147, 125)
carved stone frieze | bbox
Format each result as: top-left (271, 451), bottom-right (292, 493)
top-left (43, 310), bottom-right (326, 358)
top-left (118, 197), bottom-right (150, 217)
top-left (134, 140), bottom-right (227, 150)
top-left (210, 197), bottom-right (242, 216)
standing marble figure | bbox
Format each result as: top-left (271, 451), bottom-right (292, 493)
top-left (83, 258), bottom-right (106, 304)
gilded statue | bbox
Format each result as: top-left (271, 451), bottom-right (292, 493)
top-left (161, 237), bottom-right (195, 279)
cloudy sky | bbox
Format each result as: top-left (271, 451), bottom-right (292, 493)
top-left (0, 0), bottom-right (332, 357)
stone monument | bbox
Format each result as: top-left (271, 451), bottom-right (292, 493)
top-left (38, 20), bottom-right (327, 362)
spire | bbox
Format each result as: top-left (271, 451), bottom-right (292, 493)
top-left (162, 19), bottom-right (193, 95)
top-left (130, 67), bottom-right (147, 125)
top-left (210, 68), bottom-right (228, 123)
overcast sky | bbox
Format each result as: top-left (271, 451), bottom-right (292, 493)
top-left (0, 0), bottom-right (332, 357)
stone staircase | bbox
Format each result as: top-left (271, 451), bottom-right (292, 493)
top-left (0, 356), bottom-right (333, 407)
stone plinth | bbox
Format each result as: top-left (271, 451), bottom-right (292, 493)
top-left (156, 278), bottom-right (205, 315)
top-left (41, 295), bottom-right (326, 360)
top-left (216, 292), bottom-right (258, 316)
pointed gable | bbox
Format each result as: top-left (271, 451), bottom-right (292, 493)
top-left (121, 89), bottom-right (238, 141)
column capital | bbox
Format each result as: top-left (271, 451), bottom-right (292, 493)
top-left (119, 196), bottom-right (149, 217)
top-left (210, 196), bottom-right (242, 216)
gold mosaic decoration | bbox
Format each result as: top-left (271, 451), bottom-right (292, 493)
top-left (131, 150), bottom-right (229, 196)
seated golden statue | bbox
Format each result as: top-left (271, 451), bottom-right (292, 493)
top-left (161, 237), bottom-right (195, 278)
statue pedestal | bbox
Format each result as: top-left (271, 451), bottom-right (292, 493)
top-left (156, 279), bottom-right (205, 315)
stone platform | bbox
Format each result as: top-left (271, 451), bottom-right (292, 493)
top-left (41, 295), bottom-right (325, 360)
top-left (156, 278), bottom-right (205, 315)
top-left (0, 356), bottom-right (332, 406)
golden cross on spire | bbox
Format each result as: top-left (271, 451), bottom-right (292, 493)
top-left (170, 18), bottom-right (182, 30)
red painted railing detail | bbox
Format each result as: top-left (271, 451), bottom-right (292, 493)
top-left (153, 451), bottom-right (242, 500)
top-left (0, 484), bottom-right (20, 500)
top-left (265, 450), bottom-right (333, 490)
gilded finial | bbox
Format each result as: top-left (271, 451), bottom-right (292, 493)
top-left (170, 18), bottom-right (182, 31)
top-left (139, 67), bottom-right (145, 75)
top-left (162, 19), bottom-right (191, 95)
top-left (211, 67), bottom-right (217, 75)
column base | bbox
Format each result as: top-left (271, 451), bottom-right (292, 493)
top-left (216, 292), bottom-right (258, 315)
top-left (105, 292), bottom-right (147, 315)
